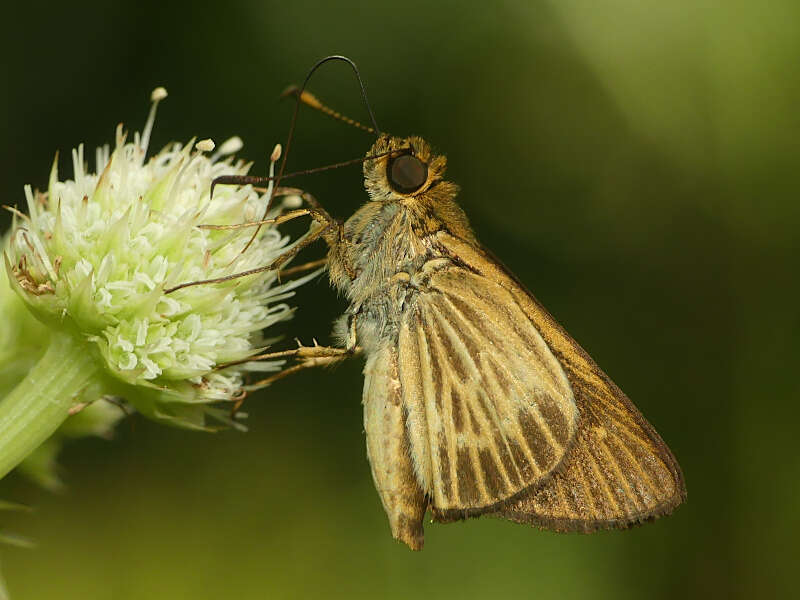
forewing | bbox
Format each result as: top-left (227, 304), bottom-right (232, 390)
top-left (396, 260), bottom-right (580, 514)
top-left (434, 233), bottom-right (686, 529)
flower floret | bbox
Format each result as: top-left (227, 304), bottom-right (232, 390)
top-left (4, 90), bottom-right (316, 428)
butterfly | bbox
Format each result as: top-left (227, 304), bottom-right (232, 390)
top-left (199, 56), bottom-right (687, 550)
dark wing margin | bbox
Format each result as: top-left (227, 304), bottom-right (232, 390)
top-left (431, 232), bottom-right (686, 530)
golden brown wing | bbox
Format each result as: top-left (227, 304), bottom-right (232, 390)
top-left (395, 257), bottom-right (581, 515)
top-left (362, 344), bottom-right (428, 549)
top-left (430, 232), bottom-right (687, 529)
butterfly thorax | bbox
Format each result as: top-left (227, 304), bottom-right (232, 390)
top-left (326, 133), bottom-right (476, 354)
top-left (328, 200), bottom-right (438, 302)
top-left (327, 194), bottom-right (475, 353)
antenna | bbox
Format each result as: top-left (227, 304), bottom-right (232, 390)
top-left (223, 55), bottom-right (381, 258)
top-left (281, 86), bottom-right (375, 134)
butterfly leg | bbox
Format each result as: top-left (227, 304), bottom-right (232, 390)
top-left (256, 190), bottom-right (340, 272)
top-left (277, 257), bottom-right (328, 279)
top-left (165, 213), bottom-right (338, 294)
top-left (243, 341), bottom-right (357, 388)
top-left (273, 186), bottom-right (330, 217)
top-left (225, 341), bottom-right (355, 414)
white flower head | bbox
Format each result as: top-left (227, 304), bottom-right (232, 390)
top-left (4, 89), bottom-right (315, 429)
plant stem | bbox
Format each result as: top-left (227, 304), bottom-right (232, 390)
top-left (0, 332), bottom-right (100, 481)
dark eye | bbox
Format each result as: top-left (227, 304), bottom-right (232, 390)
top-left (387, 154), bottom-right (428, 193)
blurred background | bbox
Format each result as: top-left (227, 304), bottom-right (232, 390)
top-left (1, 0), bottom-right (798, 598)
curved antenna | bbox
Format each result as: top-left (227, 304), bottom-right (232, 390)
top-left (281, 55), bottom-right (380, 180)
top-left (236, 55), bottom-right (380, 258)
top-left (294, 55), bottom-right (380, 135)
top-left (281, 87), bottom-right (376, 134)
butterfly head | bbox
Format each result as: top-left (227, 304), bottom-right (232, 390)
top-left (363, 134), bottom-right (451, 203)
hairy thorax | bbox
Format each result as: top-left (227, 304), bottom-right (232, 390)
top-left (327, 200), bottom-right (450, 352)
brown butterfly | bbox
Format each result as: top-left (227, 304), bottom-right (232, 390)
top-left (191, 57), bottom-right (686, 550)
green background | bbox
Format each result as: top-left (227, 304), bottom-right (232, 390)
top-left (1, 1), bottom-right (798, 598)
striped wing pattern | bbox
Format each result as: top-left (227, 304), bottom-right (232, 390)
top-left (432, 233), bottom-right (686, 528)
top-left (396, 266), bottom-right (579, 512)
top-left (497, 390), bottom-right (685, 530)
top-left (362, 345), bottom-right (427, 549)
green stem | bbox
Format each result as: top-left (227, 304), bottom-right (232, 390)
top-left (0, 332), bottom-right (100, 481)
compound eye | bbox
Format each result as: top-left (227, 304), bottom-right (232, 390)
top-left (387, 153), bottom-right (428, 193)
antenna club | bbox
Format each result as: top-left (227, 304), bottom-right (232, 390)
top-left (299, 91), bottom-right (323, 109)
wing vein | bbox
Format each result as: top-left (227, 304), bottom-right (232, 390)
top-left (607, 433), bottom-right (660, 501)
top-left (584, 438), bottom-right (621, 516)
top-left (431, 297), bottom-right (545, 477)
top-left (573, 458), bottom-right (597, 517)
top-left (430, 303), bottom-right (541, 485)
top-left (416, 314), bottom-right (444, 503)
top-left (598, 439), bottom-right (642, 513)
